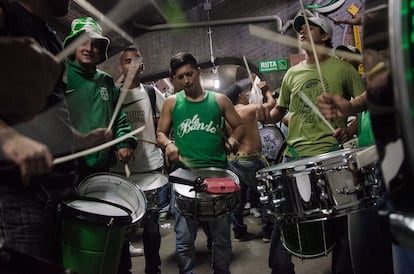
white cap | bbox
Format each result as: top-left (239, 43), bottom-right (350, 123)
top-left (293, 15), bottom-right (333, 39)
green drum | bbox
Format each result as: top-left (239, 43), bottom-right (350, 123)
top-left (59, 198), bottom-right (132, 274)
top-left (281, 220), bottom-right (335, 259)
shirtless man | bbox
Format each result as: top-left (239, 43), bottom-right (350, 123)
top-left (224, 82), bottom-right (275, 242)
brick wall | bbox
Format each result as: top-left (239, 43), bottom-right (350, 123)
top-left (100, 0), bottom-right (363, 90)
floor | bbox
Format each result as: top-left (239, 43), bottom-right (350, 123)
top-left (130, 210), bottom-right (331, 274)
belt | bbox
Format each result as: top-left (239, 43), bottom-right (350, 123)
top-left (228, 152), bottom-right (262, 160)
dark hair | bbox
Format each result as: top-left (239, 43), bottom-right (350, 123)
top-left (223, 85), bottom-right (243, 105)
top-left (120, 45), bottom-right (142, 61)
top-left (170, 52), bottom-right (198, 76)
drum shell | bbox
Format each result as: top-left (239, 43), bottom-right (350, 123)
top-left (128, 172), bottom-right (170, 211)
top-left (257, 147), bottom-right (384, 222)
top-left (58, 199), bottom-right (131, 274)
top-left (281, 220), bottom-right (335, 258)
top-left (78, 173), bottom-right (147, 224)
top-left (173, 167), bottom-right (240, 221)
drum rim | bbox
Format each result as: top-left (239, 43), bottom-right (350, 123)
top-left (77, 172), bottom-right (147, 223)
top-left (258, 147), bottom-right (366, 173)
top-left (60, 197), bottom-right (133, 225)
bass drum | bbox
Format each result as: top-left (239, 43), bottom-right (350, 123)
top-left (259, 124), bottom-right (286, 165)
top-left (281, 220), bottom-right (335, 259)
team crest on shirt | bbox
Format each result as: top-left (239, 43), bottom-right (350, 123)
top-left (99, 87), bottom-right (109, 101)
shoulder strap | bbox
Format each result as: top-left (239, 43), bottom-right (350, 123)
top-left (143, 84), bottom-right (156, 118)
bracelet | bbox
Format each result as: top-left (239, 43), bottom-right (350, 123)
top-left (163, 140), bottom-right (174, 150)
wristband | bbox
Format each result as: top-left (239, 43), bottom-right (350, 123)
top-left (163, 140), bottom-right (174, 150)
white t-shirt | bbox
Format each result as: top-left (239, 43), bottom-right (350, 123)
top-left (111, 84), bottom-right (165, 173)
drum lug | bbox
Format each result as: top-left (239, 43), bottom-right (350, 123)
top-left (335, 185), bottom-right (362, 195)
top-left (259, 195), bottom-right (269, 204)
top-left (272, 197), bottom-right (286, 206)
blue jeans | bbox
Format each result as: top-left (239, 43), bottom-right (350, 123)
top-left (228, 156), bottom-right (267, 236)
top-left (174, 207), bottom-right (232, 274)
top-left (393, 244), bottom-right (414, 274)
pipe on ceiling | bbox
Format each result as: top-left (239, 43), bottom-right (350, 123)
top-left (132, 15), bottom-right (283, 32)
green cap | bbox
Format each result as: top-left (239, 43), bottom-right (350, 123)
top-left (63, 17), bottom-right (110, 64)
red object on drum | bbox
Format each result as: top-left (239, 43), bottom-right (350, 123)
top-left (204, 178), bottom-right (240, 194)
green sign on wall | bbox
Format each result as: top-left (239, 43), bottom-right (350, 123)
top-left (258, 59), bottom-right (289, 73)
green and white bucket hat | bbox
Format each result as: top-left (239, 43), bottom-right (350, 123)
top-left (63, 17), bottom-right (110, 64)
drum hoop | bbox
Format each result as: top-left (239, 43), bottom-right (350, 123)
top-left (77, 172), bottom-right (147, 223)
top-left (60, 197), bottom-right (132, 225)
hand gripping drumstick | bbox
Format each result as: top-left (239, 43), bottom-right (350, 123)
top-left (299, 90), bottom-right (335, 133)
top-left (53, 125), bottom-right (145, 165)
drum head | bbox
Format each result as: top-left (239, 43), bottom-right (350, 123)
top-left (61, 199), bottom-right (132, 225)
top-left (174, 167), bottom-right (239, 198)
top-left (78, 173), bottom-right (147, 224)
top-left (129, 172), bottom-right (168, 192)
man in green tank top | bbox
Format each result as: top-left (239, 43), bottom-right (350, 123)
top-left (157, 52), bottom-right (245, 274)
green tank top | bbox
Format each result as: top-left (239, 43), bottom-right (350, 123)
top-left (173, 90), bottom-right (227, 168)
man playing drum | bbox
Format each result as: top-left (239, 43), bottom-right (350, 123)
top-left (267, 15), bottom-right (365, 274)
top-left (223, 82), bottom-right (275, 242)
top-left (111, 45), bottom-right (168, 274)
top-left (157, 52), bottom-right (245, 274)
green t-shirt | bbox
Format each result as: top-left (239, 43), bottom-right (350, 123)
top-left (278, 57), bottom-right (364, 157)
top-left (172, 90), bottom-right (227, 168)
top-left (357, 111), bottom-right (375, 147)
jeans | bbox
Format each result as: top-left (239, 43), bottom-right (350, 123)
top-left (143, 210), bottom-right (162, 274)
top-left (174, 208), bottom-right (232, 274)
top-left (228, 156), bottom-right (266, 236)
top-left (393, 244), bottom-right (414, 274)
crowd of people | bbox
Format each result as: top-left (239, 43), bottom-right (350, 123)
top-left (0, 0), bottom-right (411, 273)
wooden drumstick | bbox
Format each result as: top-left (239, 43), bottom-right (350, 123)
top-left (53, 125), bottom-right (145, 165)
top-left (124, 163), bottom-right (131, 178)
top-left (248, 25), bottom-right (361, 63)
top-left (299, 90), bottom-right (335, 133)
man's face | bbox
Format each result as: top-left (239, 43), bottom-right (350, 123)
top-left (298, 23), bottom-right (327, 45)
top-left (74, 39), bottom-right (102, 67)
top-left (119, 50), bottom-right (143, 80)
top-left (173, 64), bottom-right (200, 93)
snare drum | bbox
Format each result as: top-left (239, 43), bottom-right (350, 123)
top-left (259, 124), bottom-right (286, 164)
top-left (256, 146), bottom-right (383, 222)
top-left (78, 173), bottom-right (147, 224)
top-left (59, 198), bottom-right (132, 274)
top-left (173, 168), bottom-right (240, 221)
top-left (128, 172), bottom-right (170, 211)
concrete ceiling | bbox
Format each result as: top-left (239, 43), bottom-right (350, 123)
top-left (50, 0), bottom-right (228, 56)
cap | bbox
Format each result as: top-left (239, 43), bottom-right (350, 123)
top-left (335, 45), bottom-right (361, 55)
top-left (63, 17), bottom-right (110, 64)
top-left (293, 15), bottom-right (333, 39)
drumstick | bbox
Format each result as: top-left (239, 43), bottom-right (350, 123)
top-left (53, 125), bottom-right (145, 165)
top-left (124, 163), bottom-right (131, 178)
top-left (107, 55), bottom-right (143, 130)
top-left (299, 0), bottom-right (327, 95)
top-left (56, 0), bottom-right (146, 62)
top-left (248, 25), bottom-right (361, 63)
top-left (242, 55), bottom-right (261, 105)
top-left (299, 90), bottom-right (335, 133)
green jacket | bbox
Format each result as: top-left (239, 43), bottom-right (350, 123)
top-left (65, 61), bottom-right (137, 168)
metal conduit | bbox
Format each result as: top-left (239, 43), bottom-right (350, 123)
top-left (132, 15), bottom-right (283, 31)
